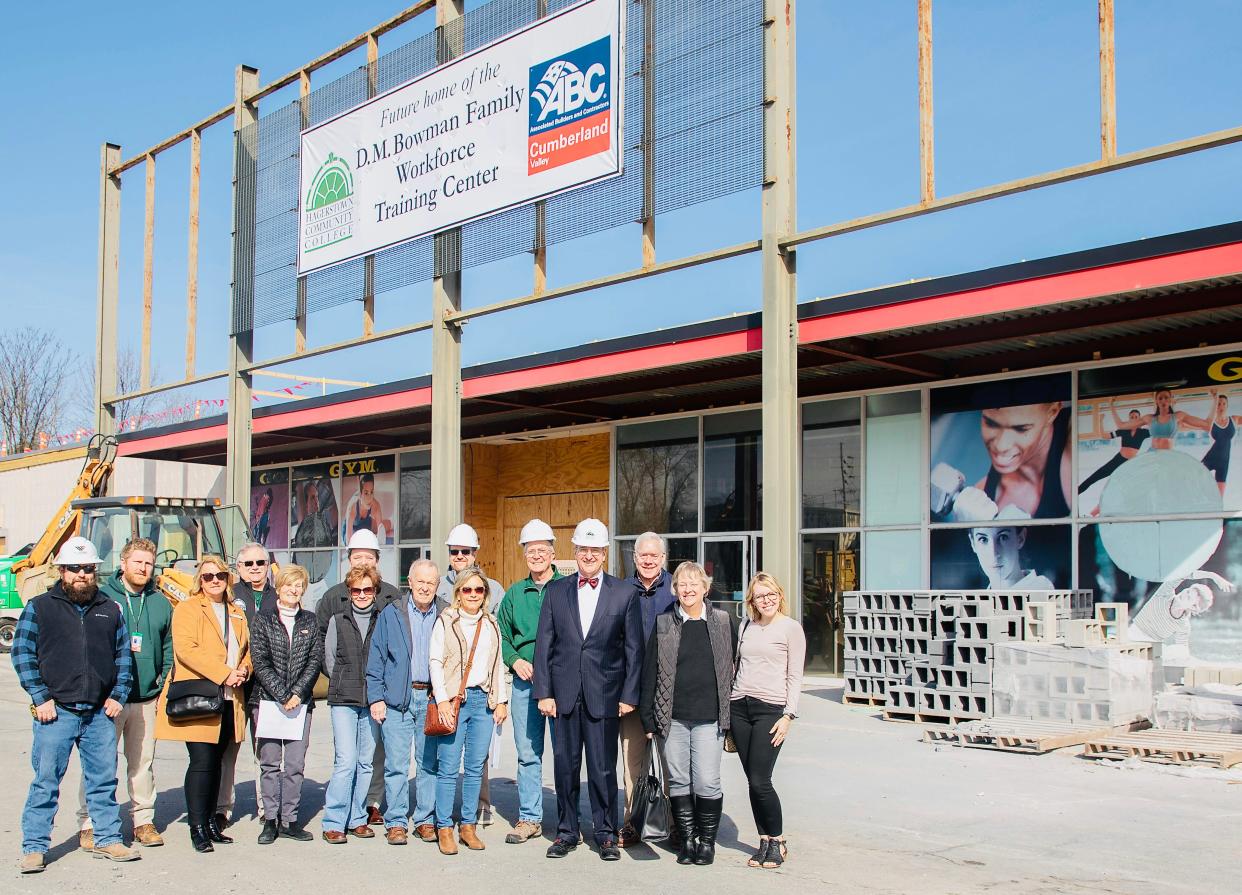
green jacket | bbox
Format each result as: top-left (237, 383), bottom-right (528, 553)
top-left (496, 569), bottom-right (563, 669)
top-left (100, 570), bottom-right (174, 702)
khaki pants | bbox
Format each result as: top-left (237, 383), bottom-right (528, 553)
top-left (78, 699), bottom-right (158, 829)
top-left (619, 711), bottom-right (655, 816)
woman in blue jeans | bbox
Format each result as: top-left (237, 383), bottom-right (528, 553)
top-left (319, 566), bottom-right (383, 843)
top-left (428, 567), bottom-right (508, 855)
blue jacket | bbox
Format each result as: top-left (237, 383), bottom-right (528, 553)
top-left (623, 569), bottom-right (677, 642)
top-left (365, 598), bottom-right (416, 712)
top-left (532, 572), bottom-right (644, 719)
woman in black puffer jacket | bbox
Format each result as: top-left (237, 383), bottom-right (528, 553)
top-left (249, 564), bottom-right (322, 844)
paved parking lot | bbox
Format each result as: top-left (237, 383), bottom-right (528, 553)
top-left (1, 663), bottom-right (1238, 894)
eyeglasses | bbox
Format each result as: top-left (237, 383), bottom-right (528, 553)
top-left (752, 591), bottom-right (780, 603)
top-left (524, 547), bottom-right (552, 557)
top-left (200, 572), bottom-right (229, 584)
top-left (448, 548), bottom-right (474, 557)
top-left (239, 559), bottom-right (268, 568)
top-left (63, 564), bottom-right (97, 574)
top-left (459, 585), bottom-right (487, 596)
top-left (350, 587), bottom-right (376, 597)
top-left (576, 546), bottom-right (605, 556)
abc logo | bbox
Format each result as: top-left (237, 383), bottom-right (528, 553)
top-left (533, 59), bottom-right (607, 123)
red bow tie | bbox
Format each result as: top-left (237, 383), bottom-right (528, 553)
top-left (579, 577), bottom-right (599, 589)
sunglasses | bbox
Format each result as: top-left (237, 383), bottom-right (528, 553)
top-left (200, 572), bottom-right (229, 584)
top-left (63, 564), bottom-right (97, 574)
top-left (239, 559), bottom-right (268, 568)
top-left (448, 548), bottom-right (474, 557)
top-left (459, 585), bottom-right (487, 596)
top-left (350, 587), bottom-right (376, 596)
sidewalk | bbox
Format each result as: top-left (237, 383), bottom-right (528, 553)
top-left (1, 664), bottom-right (1237, 893)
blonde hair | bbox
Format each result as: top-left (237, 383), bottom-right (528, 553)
top-left (671, 560), bottom-right (712, 593)
top-left (451, 566), bottom-right (493, 616)
top-left (191, 554), bottom-right (231, 597)
top-left (344, 565), bottom-right (380, 590)
top-left (744, 572), bottom-right (788, 622)
top-left (274, 563), bottom-right (309, 594)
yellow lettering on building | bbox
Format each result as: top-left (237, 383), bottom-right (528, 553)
top-left (1207, 357), bottom-right (1242, 382)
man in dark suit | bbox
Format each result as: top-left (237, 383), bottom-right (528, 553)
top-left (534, 518), bottom-right (643, 861)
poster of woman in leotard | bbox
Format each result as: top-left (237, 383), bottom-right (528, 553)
top-left (1078, 353), bottom-right (1242, 514)
top-left (250, 467), bottom-right (289, 550)
top-left (929, 373), bottom-right (1072, 522)
top-left (340, 455), bottom-right (396, 545)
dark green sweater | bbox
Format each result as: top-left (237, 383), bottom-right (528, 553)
top-left (100, 570), bottom-right (174, 702)
top-left (497, 569), bottom-right (562, 668)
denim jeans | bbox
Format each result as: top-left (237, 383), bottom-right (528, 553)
top-left (23, 706), bottom-right (122, 854)
top-left (409, 688), bottom-right (437, 829)
top-left (509, 676), bottom-right (550, 823)
top-left (380, 706), bottom-right (417, 829)
top-left (323, 705), bottom-right (378, 833)
top-left (659, 718), bottom-right (724, 799)
top-left (432, 687), bottom-right (494, 828)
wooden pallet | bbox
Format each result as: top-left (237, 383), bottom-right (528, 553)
top-left (925, 719), bottom-right (1149, 754)
top-left (843, 694), bottom-right (887, 707)
top-left (1082, 729), bottom-right (1242, 769)
top-left (883, 709), bottom-right (984, 726)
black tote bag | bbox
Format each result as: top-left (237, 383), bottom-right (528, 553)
top-left (625, 744), bottom-right (672, 843)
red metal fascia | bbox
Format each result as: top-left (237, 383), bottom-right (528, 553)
top-left (252, 386), bottom-right (432, 433)
top-left (797, 242), bottom-right (1242, 343)
top-left (115, 424), bottom-right (228, 457)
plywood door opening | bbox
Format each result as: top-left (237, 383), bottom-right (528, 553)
top-left (501, 490), bottom-right (609, 586)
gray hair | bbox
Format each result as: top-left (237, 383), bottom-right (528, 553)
top-left (671, 560), bottom-right (712, 592)
top-left (236, 542), bottom-right (269, 564)
top-left (634, 532), bottom-right (667, 554)
top-left (408, 557), bottom-right (439, 580)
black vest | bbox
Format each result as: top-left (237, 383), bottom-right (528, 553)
top-left (32, 584), bottom-right (124, 708)
top-left (327, 607), bottom-right (377, 706)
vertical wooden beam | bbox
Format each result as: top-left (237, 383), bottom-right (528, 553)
top-left (141, 154), bottom-right (156, 388)
top-left (95, 143), bottom-right (122, 437)
top-left (641, 0), bottom-right (657, 268)
top-left (532, 0), bottom-right (548, 293)
top-left (363, 34), bottom-right (379, 338)
top-left (918, 0), bottom-right (935, 205)
top-left (185, 129), bottom-right (201, 378)
top-left (761, 0), bottom-right (799, 615)
top-left (296, 70), bottom-right (310, 354)
top-left (1099, 0), bottom-right (1117, 160)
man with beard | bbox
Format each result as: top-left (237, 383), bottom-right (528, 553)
top-left (316, 528), bottom-right (402, 825)
top-left (12, 537), bottom-right (141, 873)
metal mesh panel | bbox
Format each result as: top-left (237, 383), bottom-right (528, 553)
top-left (234, 0), bottom-right (763, 333)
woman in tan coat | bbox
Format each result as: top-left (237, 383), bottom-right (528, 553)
top-left (156, 555), bottom-right (252, 853)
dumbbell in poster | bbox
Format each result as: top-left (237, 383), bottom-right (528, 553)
top-left (929, 373), bottom-right (1071, 590)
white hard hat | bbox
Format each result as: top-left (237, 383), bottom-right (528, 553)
top-left (55, 536), bottom-right (102, 566)
top-left (445, 523), bottom-right (480, 549)
top-left (571, 518), bottom-right (609, 548)
top-left (347, 528), bottom-right (381, 553)
top-left (519, 518), bottom-right (555, 545)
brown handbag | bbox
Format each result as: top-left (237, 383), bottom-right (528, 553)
top-left (424, 614), bottom-right (486, 737)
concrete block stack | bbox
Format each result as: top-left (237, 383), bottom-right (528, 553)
top-left (991, 641), bottom-right (1155, 726)
top-left (842, 591), bottom-right (931, 704)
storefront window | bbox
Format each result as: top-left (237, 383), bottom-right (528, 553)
top-left (704, 410), bottom-right (761, 532)
top-left (864, 529), bottom-right (922, 588)
top-left (802, 399), bottom-right (861, 529)
top-left (399, 451), bottom-right (431, 541)
top-left (865, 392), bottom-right (921, 525)
top-left (615, 419), bottom-right (699, 534)
top-left (801, 532), bottom-right (858, 673)
top-left (614, 535), bottom-right (699, 580)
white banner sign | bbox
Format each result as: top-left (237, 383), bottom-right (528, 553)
top-left (297, 0), bottom-right (624, 275)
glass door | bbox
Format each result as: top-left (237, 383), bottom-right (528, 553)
top-left (702, 535), bottom-right (748, 616)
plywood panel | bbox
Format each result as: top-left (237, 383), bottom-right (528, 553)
top-left (502, 489), bottom-right (609, 583)
top-left (496, 433), bottom-right (610, 498)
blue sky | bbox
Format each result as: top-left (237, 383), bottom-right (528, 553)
top-left (5, 1), bottom-right (1242, 431)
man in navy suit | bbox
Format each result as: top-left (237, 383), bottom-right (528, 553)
top-left (534, 518), bottom-right (643, 861)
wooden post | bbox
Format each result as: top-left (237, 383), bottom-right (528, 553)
top-left (296, 69), bottom-right (310, 354)
top-left (363, 34), bottom-right (379, 338)
top-left (95, 143), bottom-right (122, 437)
top-left (141, 154), bottom-right (156, 388)
top-left (1099, 0), bottom-right (1117, 160)
top-left (185, 128), bottom-right (201, 378)
top-left (918, 0), bottom-right (935, 205)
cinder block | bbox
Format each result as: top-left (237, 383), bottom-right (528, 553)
top-left (1094, 603), bottom-right (1129, 642)
top-left (930, 638), bottom-right (955, 665)
top-left (843, 593), bottom-right (860, 611)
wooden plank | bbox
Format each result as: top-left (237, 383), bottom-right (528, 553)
top-left (141, 154), bottom-right (156, 389)
top-left (917, 0), bottom-right (935, 205)
top-left (185, 129), bottom-right (201, 378)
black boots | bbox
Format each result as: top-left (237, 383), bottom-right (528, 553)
top-left (257, 820), bottom-right (279, 845)
top-left (189, 825), bottom-right (214, 853)
top-left (693, 796), bottom-right (723, 865)
top-left (670, 795), bottom-right (697, 865)
top-left (280, 823), bottom-right (314, 842)
top-left (206, 817), bottom-right (234, 844)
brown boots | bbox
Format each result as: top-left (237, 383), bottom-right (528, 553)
top-left (458, 823), bottom-right (485, 851)
top-left (438, 827), bottom-right (458, 855)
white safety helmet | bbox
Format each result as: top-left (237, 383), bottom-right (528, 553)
top-left (571, 518), bottom-right (609, 548)
top-left (55, 536), bottom-right (102, 566)
top-left (519, 518), bottom-right (555, 546)
top-left (445, 523), bottom-right (480, 549)
top-left (346, 528), bottom-right (381, 553)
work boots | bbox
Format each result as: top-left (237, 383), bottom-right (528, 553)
top-left (693, 796), bottom-right (723, 865)
top-left (669, 795), bottom-right (697, 865)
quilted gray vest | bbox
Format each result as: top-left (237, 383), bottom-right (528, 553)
top-left (651, 607), bottom-right (734, 738)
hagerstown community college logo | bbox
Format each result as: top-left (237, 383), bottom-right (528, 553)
top-left (302, 153), bottom-right (355, 254)
top-left (527, 35), bottom-right (612, 175)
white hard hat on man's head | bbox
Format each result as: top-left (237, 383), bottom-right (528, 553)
top-left (445, 523), bottom-right (480, 549)
top-left (347, 528), bottom-right (381, 553)
top-left (519, 518), bottom-right (555, 545)
top-left (571, 518), bottom-right (609, 548)
top-left (55, 536), bottom-right (102, 566)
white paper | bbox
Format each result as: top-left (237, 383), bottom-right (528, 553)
top-left (257, 700), bottom-right (307, 740)
top-left (489, 721), bottom-right (502, 770)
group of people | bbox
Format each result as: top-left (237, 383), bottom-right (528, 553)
top-left (13, 516), bottom-right (805, 875)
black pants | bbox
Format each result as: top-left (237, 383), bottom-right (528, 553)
top-left (552, 703), bottom-right (620, 844)
top-left (185, 710), bottom-right (236, 828)
top-left (1078, 452), bottom-right (1128, 493)
top-left (730, 696), bottom-right (785, 837)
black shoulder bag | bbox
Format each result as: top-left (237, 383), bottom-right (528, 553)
top-left (166, 605), bottom-right (229, 721)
